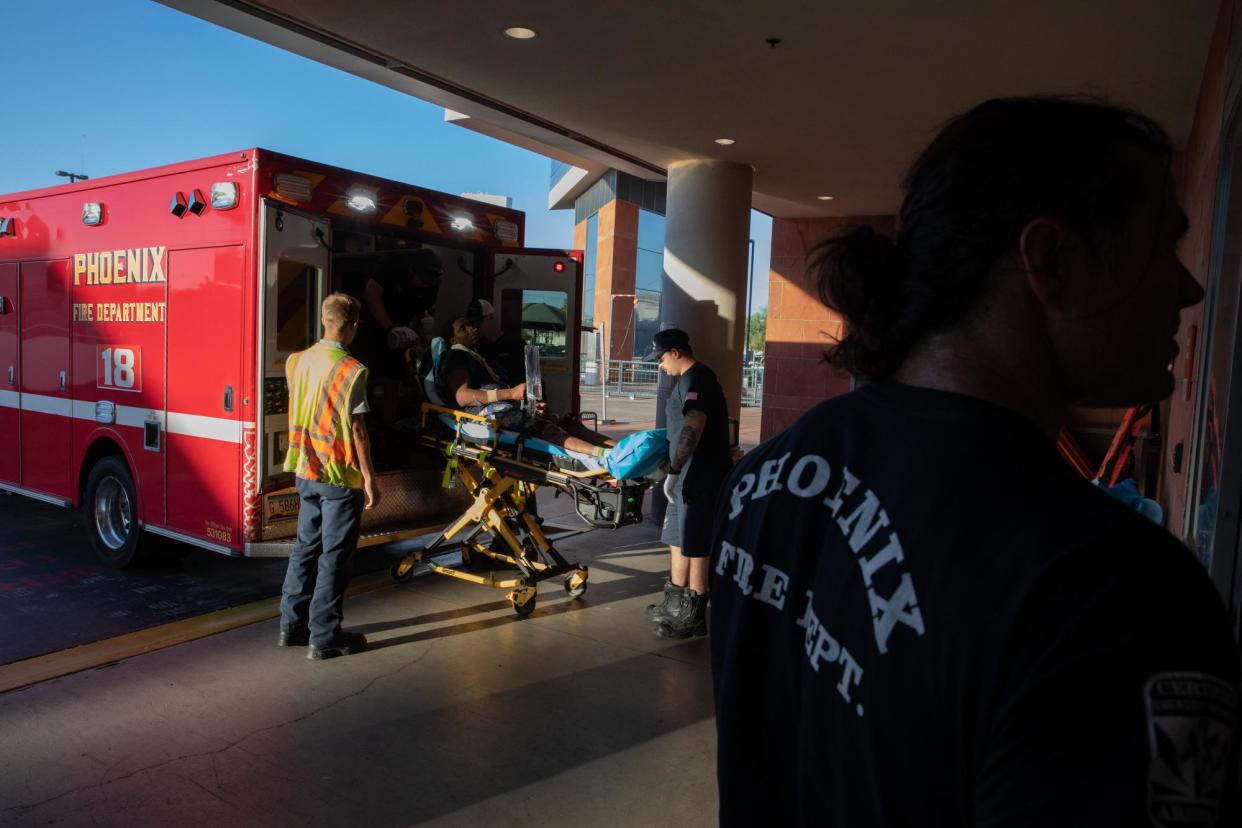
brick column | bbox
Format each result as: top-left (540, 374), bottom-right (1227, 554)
top-left (593, 200), bottom-right (639, 362)
top-left (760, 215), bottom-right (895, 441)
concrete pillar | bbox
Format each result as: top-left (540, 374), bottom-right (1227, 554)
top-left (658, 160), bottom-right (753, 418)
top-left (649, 160), bottom-right (751, 524)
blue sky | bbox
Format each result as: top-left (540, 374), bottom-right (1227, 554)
top-left (2, 0), bottom-right (770, 310)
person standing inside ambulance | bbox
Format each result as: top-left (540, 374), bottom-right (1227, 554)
top-left (360, 249), bottom-right (442, 423)
top-left (279, 293), bottom-right (379, 660)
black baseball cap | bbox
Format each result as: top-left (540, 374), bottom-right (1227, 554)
top-left (645, 328), bottom-right (691, 361)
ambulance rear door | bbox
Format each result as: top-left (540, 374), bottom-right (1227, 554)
top-left (487, 250), bottom-right (582, 416)
top-left (257, 201), bottom-right (331, 493)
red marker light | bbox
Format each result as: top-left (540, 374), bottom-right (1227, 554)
top-left (553, 261), bottom-right (565, 272)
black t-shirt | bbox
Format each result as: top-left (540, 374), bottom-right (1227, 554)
top-left (441, 347), bottom-right (501, 406)
top-left (478, 333), bottom-right (527, 387)
top-left (667, 362), bottom-right (731, 498)
top-left (371, 269), bottom-right (434, 330)
top-left (711, 382), bottom-right (1240, 827)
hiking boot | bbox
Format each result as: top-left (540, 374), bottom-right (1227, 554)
top-left (278, 629), bottom-right (309, 648)
top-left (655, 589), bottom-right (708, 639)
top-left (645, 579), bottom-right (686, 623)
top-left (307, 630), bottom-right (368, 660)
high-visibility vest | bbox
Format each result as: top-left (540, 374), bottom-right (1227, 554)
top-left (284, 342), bottom-right (368, 489)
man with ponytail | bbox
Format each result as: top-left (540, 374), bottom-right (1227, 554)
top-left (710, 97), bottom-right (1239, 825)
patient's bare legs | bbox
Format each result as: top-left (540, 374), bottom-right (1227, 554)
top-left (531, 418), bottom-right (616, 457)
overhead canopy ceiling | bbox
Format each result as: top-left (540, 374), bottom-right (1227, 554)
top-left (158, 0), bottom-right (1219, 218)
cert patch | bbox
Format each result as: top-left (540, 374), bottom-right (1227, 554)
top-left (1145, 672), bottom-right (1237, 828)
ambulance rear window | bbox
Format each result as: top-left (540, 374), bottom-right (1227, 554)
top-left (504, 289), bottom-right (568, 360)
top-left (276, 260), bottom-right (317, 352)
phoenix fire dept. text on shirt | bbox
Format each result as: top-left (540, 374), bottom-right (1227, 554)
top-left (717, 451), bottom-right (929, 716)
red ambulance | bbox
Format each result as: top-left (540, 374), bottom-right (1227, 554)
top-left (0, 150), bottom-right (583, 566)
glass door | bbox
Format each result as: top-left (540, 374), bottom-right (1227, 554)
top-left (1188, 113), bottom-right (1242, 626)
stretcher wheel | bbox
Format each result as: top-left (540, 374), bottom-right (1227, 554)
top-left (391, 559), bottom-right (416, 583)
top-left (564, 570), bottom-right (588, 598)
top-left (510, 586), bottom-right (537, 617)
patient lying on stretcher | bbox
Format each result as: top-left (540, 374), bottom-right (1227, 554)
top-left (430, 316), bottom-right (616, 459)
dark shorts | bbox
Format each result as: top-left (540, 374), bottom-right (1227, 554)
top-left (660, 468), bottom-right (718, 558)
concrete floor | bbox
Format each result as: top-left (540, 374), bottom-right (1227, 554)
top-left (0, 518), bottom-right (717, 827)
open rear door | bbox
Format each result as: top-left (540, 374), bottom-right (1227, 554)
top-left (257, 202), bottom-right (330, 493)
top-left (487, 249), bottom-right (582, 416)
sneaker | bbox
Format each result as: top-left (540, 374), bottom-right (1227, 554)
top-left (655, 590), bottom-right (708, 640)
top-left (278, 629), bottom-right (309, 647)
top-left (645, 579), bottom-right (686, 623)
top-left (307, 630), bottom-right (368, 660)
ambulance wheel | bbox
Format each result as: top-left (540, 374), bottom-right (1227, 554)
top-left (564, 571), bottom-right (588, 598)
top-left (85, 457), bottom-right (145, 569)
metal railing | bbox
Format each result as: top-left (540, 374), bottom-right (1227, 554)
top-left (580, 358), bottom-right (764, 408)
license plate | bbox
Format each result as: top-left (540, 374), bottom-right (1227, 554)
top-left (266, 491), bottom-right (299, 521)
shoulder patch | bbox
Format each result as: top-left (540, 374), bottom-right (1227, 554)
top-left (1145, 672), bottom-right (1237, 828)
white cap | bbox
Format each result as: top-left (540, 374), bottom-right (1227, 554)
top-left (476, 299), bottom-right (495, 316)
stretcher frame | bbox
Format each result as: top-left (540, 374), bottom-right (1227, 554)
top-left (389, 404), bottom-right (646, 616)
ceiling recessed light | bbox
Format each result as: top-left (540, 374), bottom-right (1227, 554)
top-left (504, 26), bottom-right (537, 39)
top-left (714, 138), bottom-right (735, 146)
top-left (817, 195), bottom-right (834, 201)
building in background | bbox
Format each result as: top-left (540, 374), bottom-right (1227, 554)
top-left (461, 191), bottom-right (512, 208)
top-left (562, 168), bottom-right (667, 361)
top-left (556, 164), bottom-right (754, 364)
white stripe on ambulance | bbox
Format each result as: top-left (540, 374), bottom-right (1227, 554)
top-left (0, 392), bottom-right (243, 444)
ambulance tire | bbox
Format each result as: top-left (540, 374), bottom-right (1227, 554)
top-left (85, 457), bottom-right (146, 569)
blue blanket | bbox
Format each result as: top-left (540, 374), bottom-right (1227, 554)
top-left (606, 429), bottom-right (669, 481)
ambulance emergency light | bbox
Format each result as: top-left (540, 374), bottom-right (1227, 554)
top-left (492, 219), bottom-right (520, 242)
top-left (82, 202), bottom-right (103, 226)
top-left (346, 187), bottom-right (377, 212)
top-left (211, 182), bottom-right (239, 210)
top-left (273, 173), bottom-right (313, 202)
top-left (450, 215), bottom-right (474, 232)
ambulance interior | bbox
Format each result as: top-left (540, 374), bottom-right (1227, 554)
top-left (262, 214), bottom-right (474, 483)
top-left (256, 203), bottom-right (652, 552)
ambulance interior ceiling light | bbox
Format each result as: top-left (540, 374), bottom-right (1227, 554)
top-left (273, 173), bottom-right (313, 202)
top-left (346, 187), bottom-right (378, 212)
top-left (450, 215), bottom-right (474, 232)
top-left (82, 202), bottom-right (103, 226)
top-left (211, 182), bottom-right (239, 210)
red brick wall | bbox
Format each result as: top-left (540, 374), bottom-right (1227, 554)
top-left (572, 219), bottom-right (587, 261)
top-left (760, 215), bottom-right (896, 441)
top-left (592, 200), bottom-right (640, 361)
top-left (1165, 0), bottom-right (1235, 535)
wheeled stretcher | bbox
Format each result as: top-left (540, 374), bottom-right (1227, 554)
top-left (389, 403), bottom-right (657, 616)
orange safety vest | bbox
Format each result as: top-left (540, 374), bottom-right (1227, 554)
top-left (283, 342), bottom-right (368, 489)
